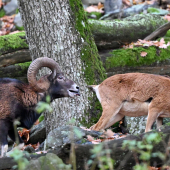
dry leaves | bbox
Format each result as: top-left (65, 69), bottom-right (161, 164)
top-left (84, 128), bottom-right (127, 144)
top-left (163, 14), bottom-right (170, 21)
top-left (124, 38), bottom-right (170, 49)
top-left (140, 51), bottom-right (148, 57)
top-left (122, 0), bottom-right (132, 7)
top-left (18, 127), bottom-right (40, 151)
top-left (18, 128), bottom-right (30, 143)
top-left (0, 15), bottom-right (15, 36)
top-left (84, 2), bottom-right (104, 13)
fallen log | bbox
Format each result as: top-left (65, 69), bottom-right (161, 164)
top-left (0, 14), bottom-right (167, 69)
top-left (89, 14), bottom-right (167, 50)
top-left (0, 49), bottom-right (30, 67)
top-left (0, 61), bottom-right (30, 82)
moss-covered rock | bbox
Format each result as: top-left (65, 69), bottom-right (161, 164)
top-left (26, 153), bottom-right (72, 170)
top-left (0, 32), bottom-right (28, 55)
top-left (105, 46), bottom-right (170, 70)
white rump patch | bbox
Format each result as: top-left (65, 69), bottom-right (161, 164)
top-left (93, 85), bottom-right (101, 103)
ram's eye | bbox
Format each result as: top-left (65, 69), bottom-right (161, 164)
top-left (58, 76), bottom-right (63, 79)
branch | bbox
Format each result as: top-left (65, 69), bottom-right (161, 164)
top-left (144, 22), bottom-right (170, 41)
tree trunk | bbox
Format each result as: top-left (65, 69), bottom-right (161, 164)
top-left (17, 0), bottom-right (106, 134)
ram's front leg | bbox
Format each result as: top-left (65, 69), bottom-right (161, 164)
top-left (0, 120), bottom-right (9, 157)
top-left (5, 128), bottom-right (24, 157)
top-left (90, 103), bottom-right (123, 131)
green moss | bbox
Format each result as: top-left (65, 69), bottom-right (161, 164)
top-left (16, 8), bottom-right (19, 14)
top-left (0, 32), bottom-right (28, 55)
top-left (105, 46), bottom-right (170, 69)
top-left (15, 61), bottom-right (31, 69)
top-left (69, 0), bottom-right (106, 85)
top-left (80, 98), bottom-right (103, 127)
top-left (85, 11), bottom-right (103, 20)
top-left (165, 122), bottom-right (170, 126)
top-left (16, 26), bottom-right (25, 31)
top-left (0, 8), bottom-right (5, 18)
top-left (147, 7), bottom-right (159, 13)
top-left (165, 30), bottom-right (170, 37)
top-left (13, 62), bottom-right (31, 79)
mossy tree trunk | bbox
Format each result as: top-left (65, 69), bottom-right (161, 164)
top-left (17, 0), bottom-right (106, 134)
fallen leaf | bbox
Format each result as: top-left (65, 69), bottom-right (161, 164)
top-left (164, 15), bottom-right (170, 21)
top-left (105, 129), bottom-right (115, 138)
top-left (87, 135), bottom-right (95, 142)
top-left (36, 151), bottom-right (48, 154)
top-left (9, 30), bottom-right (21, 34)
top-left (140, 51), bottom-right (147, 57)
top-left (97, 2), bottom-right (104, 9)
top-left (92, 139), bottom-right (102, 144)
top-left (85, 5), bottom-right (104, 13)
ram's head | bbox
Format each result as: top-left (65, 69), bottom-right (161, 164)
top-left (27, 57), bottom-right (80, 99)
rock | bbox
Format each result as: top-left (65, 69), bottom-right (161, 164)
top-left (36, 141), bottom-right (45, 151)
top-left (147, 7), bottom-right (169, 15)
top-left (28, 120), bottom-right (46, 144)
top-left (82, 0), bottom-right (104, 5)
top-left (125, 116), bottom-right (147, 134)
top-left (104, 0), bottom-right (123, 14)
top-left (2, 0), bottom-right (11, 2)
top-left (24, 145), bottom-right (35, 153)
top-left (26, 153), bottom-right (72, 170)
top-left (4, 0), bottom-right (18, 16)
top-left (46, 126), bottom-right (85, 149)
top-left (0, 20), bottom-right (2, 30)
top-left (14, 13), bottom-right (23, 28)
top-left (100, 3), bottom-right (158, 20)
top-left (76, 139), bottom-right (92, 145)
top-left (46, 126), bottom-right (103, 150)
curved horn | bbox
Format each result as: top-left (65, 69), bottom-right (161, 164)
top-left (27, 57), bottom-right (61, 92)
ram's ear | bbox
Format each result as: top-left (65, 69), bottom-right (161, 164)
top-left (35, 76), bottom-right (50, 92)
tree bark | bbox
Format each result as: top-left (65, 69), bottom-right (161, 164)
top-left (17, 0), bottom-right (106, 135)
